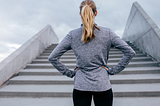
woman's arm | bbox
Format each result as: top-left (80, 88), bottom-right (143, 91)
top-left (107, 29), bottom-right (136, 75)
top-left (48, 33), bottom-right (76, 78)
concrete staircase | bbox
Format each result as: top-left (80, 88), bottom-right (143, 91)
top-left (0, 42), bottom-right (160, 106)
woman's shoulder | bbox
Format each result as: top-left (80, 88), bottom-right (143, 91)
top-left (69, 27), bottom-right (82, 34)
top-left (98, 26), bottom-right (111, 32)
top-left (68, 25), bottom-right (113, 36)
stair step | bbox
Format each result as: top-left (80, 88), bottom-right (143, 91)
top-left (43, 49), bottom-right (140, 53)
top-left (40, 51), bottom-right (143, 56)
top-left (25, 62), bottom-right (159, 69)
top-left (32, 57), bottom-right (153, 64)
top-left (0, 97), bottom-right (159, 106)
top-left (36, 54), bottom-right (147, 59)
top-left (0, 84), bottom-right (160, 97)
top-left (9, 74), bottom-right (160, 85)
top-left (43, 50), bottom-right (74, 53)
top-left (46, 46), bottom-right (138, 50)
top-left (0, 98), bottom-right (74, 106)
top-left (19, 67), bottom-right (160, 76)
top-left (120, 67), bottom-right (160, 74)
top-left (43, 50), bottom-right (141, 54)
top-left (10, 76), bottom-right (74, 85)
top-left (43, 48), bottom-right (139, 53)
top-left (19, 69), bottom-right (62, 76)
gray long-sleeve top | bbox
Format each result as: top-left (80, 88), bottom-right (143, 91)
top-left (48, 25), bottom-right (136, 91)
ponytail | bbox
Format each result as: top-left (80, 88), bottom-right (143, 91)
top-left (80, 0), bottom-right (100, 43)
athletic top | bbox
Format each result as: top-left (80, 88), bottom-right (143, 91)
top-left (48, 24), bottom-right (136, 91)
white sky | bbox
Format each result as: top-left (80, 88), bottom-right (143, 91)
top-left (0, 0), bottom-right (160, 62)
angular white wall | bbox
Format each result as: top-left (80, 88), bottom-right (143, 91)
top-left (0, 25), bottom-right (59, 86)
top-left (122, 2), bottom-right (160, 62)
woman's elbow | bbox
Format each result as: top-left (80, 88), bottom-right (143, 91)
top-left (48, 56), bottom-right (52, 62)
top-left (48, 56), bottom-right (55, 62)
top-left (131, 49), bottom-right (136, 57)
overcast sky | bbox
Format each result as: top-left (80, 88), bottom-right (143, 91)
top-left (0, 0), bottom-right (160, 62)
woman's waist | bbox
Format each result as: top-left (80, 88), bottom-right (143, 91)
top-left (75, 64), bottom-right (109, 71)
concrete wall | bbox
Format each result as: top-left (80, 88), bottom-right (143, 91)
top-left (122, 2), bottom-right (160, 62)
top-left (0, 25), bottom-right (59, 86)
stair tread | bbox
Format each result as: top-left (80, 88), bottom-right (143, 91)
top-left (34, 57), bottom-right (152, 61)
top-left (0, 98), bottom-right (74, 106)
top-left (1, 84), bottom-right (160, 92)
top-left (42, 52), bottom-right (143, 55)
top-left (20, 67), bottom-right (160, 73)
top-left (27, 61), bottom-right (158, 66)
top-left (0, 97), bottom-right (160, 106)
top-left (39, 53), bottom-right (145, 57)
top-left (20, 69), bottom-right (58, 72)
top-left (10, 74), bottom-right (160, 81)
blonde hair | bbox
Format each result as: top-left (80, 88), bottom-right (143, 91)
top-left (80, 0), bottom-right (100, 43)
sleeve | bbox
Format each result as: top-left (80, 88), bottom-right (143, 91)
top-left (48, 32), bottom-right (76, 78)
top-left (107, 29), bottom-right (136, 75)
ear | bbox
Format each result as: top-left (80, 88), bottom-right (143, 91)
top-left (95, 11), bottom-right (98, 16)
top-left (79, 12), bottom-right (81, 16)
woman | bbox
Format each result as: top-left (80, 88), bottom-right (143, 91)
top-left (48, 0), bottom-right (136, 106)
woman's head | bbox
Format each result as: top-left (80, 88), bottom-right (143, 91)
top-left (80, 0), bottom-right (100, 43)
top-left (80, 0), bottom-right (97, 15)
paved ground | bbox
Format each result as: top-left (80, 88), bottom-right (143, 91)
top-left (0, 97), bottom-right (160, 106)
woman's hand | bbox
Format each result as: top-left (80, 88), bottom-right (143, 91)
top-left (102, 66), bottom-right (109, 70)
top-left (74, 67), bottom-right (79, 72)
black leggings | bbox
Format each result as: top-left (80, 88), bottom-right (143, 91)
top-left (73, 89), bottom-right (113, 106)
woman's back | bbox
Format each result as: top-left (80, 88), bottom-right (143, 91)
top-left (71, 25), bottom-right (111, 70)
top-left (49, 24), bottom-right (135, 91)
